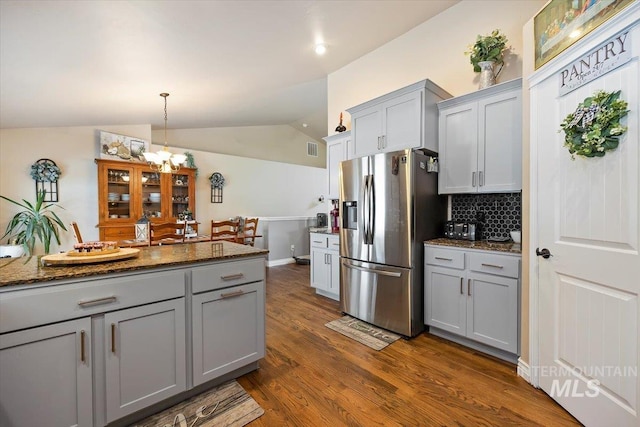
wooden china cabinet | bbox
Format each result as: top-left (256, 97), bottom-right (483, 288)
top-left (96, 159), bottom-right (196, 241)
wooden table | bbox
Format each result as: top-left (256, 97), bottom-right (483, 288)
top-left (210, 232), bottom-right (262, 244)
top-left (118, 235), bottom-right (211, 247)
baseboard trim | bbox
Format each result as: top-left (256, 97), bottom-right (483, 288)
top-left (517, 358), bottom-right (531, 384)
top-left (267, 258), bottom-right (296, 267)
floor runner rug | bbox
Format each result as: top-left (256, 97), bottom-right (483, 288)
top-left (133, 380), bottom-right (264, 427)
top-left (325, 315), bottom-right (401, 350)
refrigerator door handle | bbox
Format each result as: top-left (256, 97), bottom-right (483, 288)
top-left (368, 174), bottom-right (375, 244)
top-left (343, 261), bottom-right (402, 277)
top-left (362, 174), bottom-right (370, 243)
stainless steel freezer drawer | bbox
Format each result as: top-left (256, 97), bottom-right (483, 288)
top-left (340, 258), bottom-right (419, 337)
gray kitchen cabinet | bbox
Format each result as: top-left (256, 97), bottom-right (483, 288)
top-left (191, 257), bottom-right (266, 387)
top-left (0, 253), bottom-right (266, 427)
top-left (192, 281), bottom-right (265, 386)
top-left (324, 131), bottom-right (350, 200)
top-left (0, 317), bottom-right (93, 427)
top-left (424, 244), bottom-right (520, 362)
top-left (310, 232), bottom-right (340, 301)
top-left (347, 80), bottom-right (451, 158)
top-left (104, 298), bottom-right (186, 423)
top-left (437, 78), bottom-right (522, 194)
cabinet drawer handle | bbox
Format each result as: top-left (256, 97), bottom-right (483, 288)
top-left (78, 296), bottom-right (117, 307)
top-left (435, 257), bottom-right (453, 261)
top-left (221, 273), bottom-right (244, 281)
top-left (468, 279), bottom-right (471, 296)
top-left (313, 240), bottom-right (323, 244)
top-left (221, 290), bottom-right (245, 299)
top-left (481, 263), bottom-right (504, 269)
top-left (111, 323), bottom-right (116, 353)
top-left (460, 277), bottom-right (463, 295)
top-left (80, 330), bottom-right (86, 363)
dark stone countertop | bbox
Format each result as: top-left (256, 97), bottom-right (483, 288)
top-left (425, 238), bottom-right (521, 255)
top-left (0, 241), bottom-right (268, 288)
top-left (309, 227), bottom-right (340, 235)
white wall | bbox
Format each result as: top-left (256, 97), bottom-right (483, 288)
top-left (0, 125), bottom-right (326, 254)
top-left (154, 125), bottom-right (326, 169)
top-left (327, 0), bottom-right (546, 133)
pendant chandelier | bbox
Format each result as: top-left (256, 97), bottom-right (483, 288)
top-left (143, 93), bottom-right (186, 173)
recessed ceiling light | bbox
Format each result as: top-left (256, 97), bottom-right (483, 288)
top-left (315, 44), bottom-right (327, 55)
top-left (302, 123), bottom-right (308, 128)
top-left (569, 30), bottom-right (581, 39)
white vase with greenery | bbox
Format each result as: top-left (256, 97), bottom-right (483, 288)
top-left (465, 29), bottom-right (509, 88)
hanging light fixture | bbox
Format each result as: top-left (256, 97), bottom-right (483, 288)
top-left (143, 93), bottom-right (186, 173)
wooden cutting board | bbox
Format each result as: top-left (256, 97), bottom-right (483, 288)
top-left (41, 248), bottom-right (140, 265)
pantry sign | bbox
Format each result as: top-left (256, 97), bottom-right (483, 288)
top-left (559, 28), bottom-right (630, 96)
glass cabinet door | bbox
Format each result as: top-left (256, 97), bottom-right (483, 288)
top-left (106, 167), bottom-right (132, 220)
top-left (141, 171), bottom-right (163, 219)
top-left (171, 173), bottom-right (190, 219)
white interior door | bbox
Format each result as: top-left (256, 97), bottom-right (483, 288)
top-left (533, 17), bottom-right (639, 426)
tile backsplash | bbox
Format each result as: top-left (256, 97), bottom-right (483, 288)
top-left (451, 193), bottom-right (521, 241)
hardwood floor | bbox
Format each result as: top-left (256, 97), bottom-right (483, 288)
top-left (237, 264), bottom-right (580, 426)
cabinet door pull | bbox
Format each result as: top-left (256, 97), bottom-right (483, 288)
top-left (472, 172), bottom-right (476, 187)
top-left (221, 273), bottom-right (244, 281)
top-left (382, 135), bottom-right (386, 148)
top-left (377, 136), bottom-right (381, 150)
top-left (460, 277), bottom-right (463, 295)
top-left (80, 330), bottom-right (86, 363)
top-left (221, 290), bottom-right (245, 299)
top-left (479, 171), bottom-right (484, 187)
top-left (467, 279), bottom-right (471, 296)
top-left (327, 254), bottom-right (331, 265)
top-left (435, 256), bottom-right (453, 261)
top-left (481, 263), bottom-right (504, 269)
top-left (111, 323), bottom-right (116, 353)
top-left (78, 296), bottom-right (117, 307)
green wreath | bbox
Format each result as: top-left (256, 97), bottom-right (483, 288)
top-left (560, 90), bottom-right (629, 160)
top-left (30, 160), bottom-right (61, 182)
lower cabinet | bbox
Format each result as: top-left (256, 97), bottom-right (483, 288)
top-left (105, 298), bottom-right (186, 423)
top-left (424, 244), bottom-right (520, 360)
top-left (0, 317), bottom-right (93, 427)
top-left (310, 233), bottom-right (340, 301)
top-left (192, 281), bottom-right (265, 387)
top-left (0, 255), bottom-right (266, 427)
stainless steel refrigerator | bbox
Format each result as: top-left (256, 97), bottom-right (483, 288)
top-left (339, 148), bottom-right (445, 337)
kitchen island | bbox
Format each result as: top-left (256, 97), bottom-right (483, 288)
top-left (0, 241), bottom-right (268, 427)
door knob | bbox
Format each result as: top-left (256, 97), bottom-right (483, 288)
top-left (536, 248), bottom-right (552, 259)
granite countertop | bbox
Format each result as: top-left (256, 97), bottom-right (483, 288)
top-left (0, 241), bottom-right (268, 288)
top-left (425, 238), bottom-right (521, 255)
top-left (309, 227), bottom-right (339, 235)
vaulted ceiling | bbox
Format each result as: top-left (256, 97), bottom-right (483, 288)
top-left (0, 1), bottom-right (459, 141)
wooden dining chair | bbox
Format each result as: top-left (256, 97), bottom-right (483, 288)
top-left (148, 222), bottom-right (186, 246)
top-left (70, 222), bottom-right (83, 243)
top-left (210, 219), bottom-right (240, 243)
top-left (242, 217), bottom-right (259, 246)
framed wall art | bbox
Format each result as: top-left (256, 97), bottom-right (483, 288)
top-left (534, 0), bottom-right (634, 70)
top-left (98, 130), bottom-right (149, 162)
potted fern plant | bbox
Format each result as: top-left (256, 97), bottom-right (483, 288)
top-left (465, 29), bottom-right (509, 88)
top-left (1, 190), bottom-right (67, 255)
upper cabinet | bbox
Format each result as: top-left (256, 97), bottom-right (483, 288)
top-left (437, 78), bottom-right (522, 194)
top-left (96, 159), bottom-right (196, 241)
top-left (323, 131), bottom-right (350, 201)
top-left (347, 80), bottom-right (451, 158)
